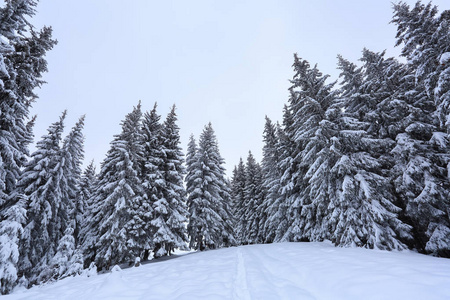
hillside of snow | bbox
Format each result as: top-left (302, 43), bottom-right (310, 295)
top-left (5, 242), bottom-right (450, 300)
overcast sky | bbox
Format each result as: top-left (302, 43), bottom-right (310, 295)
top-left (30, 0), bottom-right (448, 177)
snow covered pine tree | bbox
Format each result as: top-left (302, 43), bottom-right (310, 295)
top-left (186, 124), bottom-right (235, 250)
top-left (0, 0), bottom-right (56, 293)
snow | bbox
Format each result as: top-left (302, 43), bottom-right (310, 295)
top-left (5, 242), bottom-right (450, 300)
top-left (439, 52), bottom-right (450, 65)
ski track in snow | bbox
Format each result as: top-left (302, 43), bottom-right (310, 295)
top-left (233, 248), bottom-right (251, 300)
top-left (5, 242), bottom-right (450, 300)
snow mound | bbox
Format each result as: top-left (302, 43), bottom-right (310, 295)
top-left (4, 243), bottom-right (450, 300)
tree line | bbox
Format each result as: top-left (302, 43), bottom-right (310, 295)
top-left (231, 1), bottom-right (449, 257)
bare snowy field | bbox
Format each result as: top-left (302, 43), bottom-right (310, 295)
top-left (5, 242), bottom-right (450, 300)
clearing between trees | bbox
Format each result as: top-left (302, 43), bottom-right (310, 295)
top-left (5, 242), bottom-right (450, 300)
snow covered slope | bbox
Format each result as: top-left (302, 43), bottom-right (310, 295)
top-left (5, 242), bottom-right (450, 300)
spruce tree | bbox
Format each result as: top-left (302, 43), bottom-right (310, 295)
top-left (74, 161), bottom-right (96, 246)
top-left (276, 55), bottom-right (337, 242)
top-left (83, 104), bottom-right (144, 270)
top-left (230, 158), bottom-right (246, 244)
top-left (151, 105), bottom-right (188, 257)
top-left (391, 1), bottom-right (450, 256)
top-left (186, 125), bottom-right (235, 250)
top-left (17, 112), bottom-right (69, 283)
top-left (242, 151), bottom-right (264, 244)
top-left (0, 0), bottom-right (56, 212)
top-left (0, 1), bottom-right (55, 292)
top-left (139, 103), bottom-right (163, 260)
top-left (259, 117), bottom-right (280, 243)
top-left (272, 105), bottom-right (296, 242)
top-left (61, 116), bottom-right (85, 246)
top-left (392, 1), bottom-right (450, 132)
top-left (43, 227), bottom-right (82, 281)
top-left (329, 51), bottom-right (412, 250)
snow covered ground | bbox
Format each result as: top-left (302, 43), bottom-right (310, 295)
top-left (5, 242), bottom-right (450, 300)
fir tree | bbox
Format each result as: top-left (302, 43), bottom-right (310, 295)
top-left (259, 118), bottom-right (281, 243)
top-left (277, 55), bottom-right (337, 242)
top-left (272, 105), bottom-right (296, 242)
top-left (230, 158), bottom-right (246, 245)
top-left (43, 227), bottom-right (83, 281)
top-left (17, 112), bottom-right (70, 283)
top-left (0, 1), bottom-right (55, 291)
top-left (74, 161), bottom-right (96, 246)
top-left (392, 1), bottom-right (450, 132)
top-left (0, 0), bottom-right (56, 212)
top-left (151, 106), bottom-right (188, 257)
top-left (391, 1), bottom-right (450, 256)
top-left (329, 52), bottom-right (412, 250)
top-left (139, 103), bottom-right (163, 260)
top-left (242, 152), bottom-right (264, 244)
top-left (186, 125), bottom-right (235, 250)
top-left (83, 103), bottom-right (144, 270)
top-left (61, 116), bottom-right (85, 246)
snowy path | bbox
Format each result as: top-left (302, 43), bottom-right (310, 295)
top-left (233, 248), bottom-right (251, 300)
top-left (5, 242), bottom-right (450, 300)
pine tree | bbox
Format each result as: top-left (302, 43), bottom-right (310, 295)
top-left (186, 124), bottom-right (235, 250)
top-left (0, 2), bottom-right (55, 292)
top-left (242, 151), bottom-right (264, 244)
top-left (328, 51), bottom-right (412, 250)
top-left (185, 135), bottom-right (200, 248)
top-left (392, 1), bottom-right (450, 132)
top-left (0, 0), bottom-right (56, 212)
top-left (17, 112), bottom-right (70, 283)
top-left (230, 158), bottom-right (246, 245)
top-left (259, 118), bottom-right (280, 243)
top-left (74, 161), bottom-right (96, 246)
top-left (291, 56), bottom-right (337, 242)
top-left (83, 103), bottom-right (144, 270)
top-left (272, 105), bottom-right (296, 242)
top-left (139, 103), bottom-right (163, 260)
top-left (391, 1), bottom-right (450, 256)
top-left (43, 227), bottom-right (82, 281)
top-left (276, 55), bottom-right (337, 242)
top-left (60, 116), bottom-right (85, 246)
top-left (151, 106), bottom-right (188, 257)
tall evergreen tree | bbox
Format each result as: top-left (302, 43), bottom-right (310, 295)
top-left (289, 56), bottom-right (338, 242)
top-left (83, 104), bottom-right (144, 270)
top-left (0, 1), bottom-right (55, 291)
top-left (272, 105), bottom-right (296, 242)
top-left (139, 103), bottom-right (163, 260)
top-left (276, 55), bottom-right (337, 242)
top-left (186, 125), bottom-right (235, 250)
top-left (392, 1), bottom-right (450, 132)
top-left (61, 116), bottom-right (85, 246)
top-left (17, 112), bottom-right (69, 283)
top-left (230, 158), bottom-right (246, 244)
top-left (151, 105), bottom-right (188, 257)
top-left (329, 51), bottom-right (412, 250)
top-left (260, 118), bottom-right (280, 243)
top-left (74, 161), bottom-right (96, 246)
top-left (0, 0), bottom-right (56, 212)
top-left (242, 151), bottom-right (264, 244)
top-left (391, 1), bottom-right (450, 255)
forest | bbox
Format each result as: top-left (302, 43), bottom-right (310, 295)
top-left (0, 0), bottom-right (449, 295)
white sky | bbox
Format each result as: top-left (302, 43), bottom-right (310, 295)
top-left (29, 0), bottom-right (448, 177)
